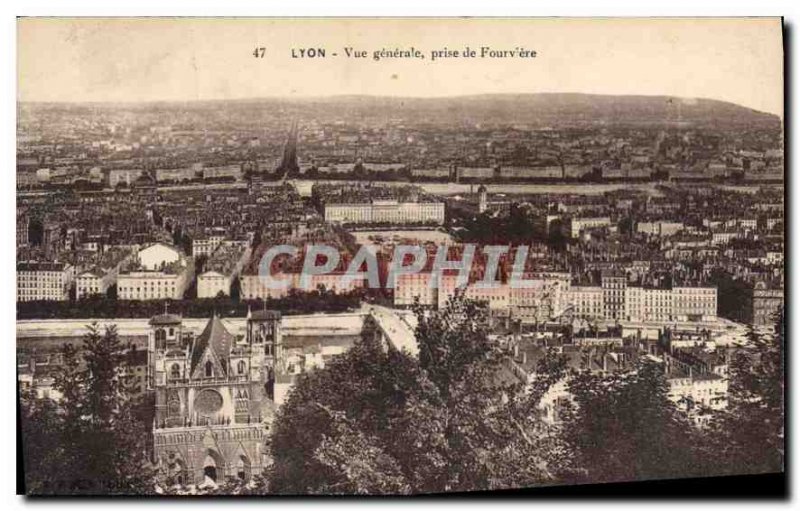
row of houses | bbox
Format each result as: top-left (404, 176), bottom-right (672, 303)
top-left (19, 242), bottom-right (193, 302)
top-left (393, 271), bottom-right (717, 324)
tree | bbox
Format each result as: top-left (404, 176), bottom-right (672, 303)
top-left (561, 359), bottom-right (709, 484)
top-left (20, 324), bottom-right (154, 494)
top-left (269, 294), bottom-right (567, 494)
top-left (704, 308), bottom-right (784, 475)
top-left (19, 387), bottom-right (68, 494)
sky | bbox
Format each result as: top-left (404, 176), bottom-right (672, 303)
top-left (17, 18), bottom-right (783, 116)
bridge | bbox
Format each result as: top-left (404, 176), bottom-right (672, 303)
top-left (364, 305), bottom-right (419, 356)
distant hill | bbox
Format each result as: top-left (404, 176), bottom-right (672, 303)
top-left (292, 93), bottom-right (780, 127)
top-left (21, 93), bottom-right (781, 128)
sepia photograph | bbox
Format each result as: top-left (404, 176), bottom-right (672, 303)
top-left (15, 17), bottom-right (785, 496)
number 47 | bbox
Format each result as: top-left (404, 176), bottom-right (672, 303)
top-left (253, 47), bottom-right (266, 58)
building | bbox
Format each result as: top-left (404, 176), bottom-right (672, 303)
top-left (156, 168), bottom-right (196, 183)
top-left (203, 165), bottom-right (242, 181)
top-left (122, 346), bottom-right (149, 397)
top-left (197, 244), bottom-right (250, 299)
top-left (324, 200), bottom-right (445, 225)
top-left (393, 271), bottom-right (568, 323)
top-left (750, 282), bottom-right (783, 326)
top-left (570, 217), bottom-right (612, 238)
top-left (17, 213), bottom-right (29, 247)
top-left (17, 261), bottom-right (74, 302)
top-left (314, 183), bottom-right (445, 225)
top-left (672, 287), bottom-right (718, 321)
top-left (139, 243), bottom-right (182, 270)
top-left (602, 271), bottom-right (627, 321)
top-left (239, 271), bottom-right (363, 300)
top-left (393, 272), bottom-right (437, 308)
top-left (75, 269), bottom-right (106, 298)
top-left (636, 221), bottom-right (684, 237)
top-left (509, 276), bottom-right (569, 323)
top-left (118, 269), bottom-right (191, 301)
top-left (116, 243), bottom-right (192, 300)
top-left (192, 237), bottom-right (224, 258)
top-left (637, 287), bottom-right (674, 322)
top-left (149, 311), bottom-right (280, 485)
top-left (477, 184), bottom-right (488, 213)
top-left (711, 230), bottom-right (740, 246)
top-left (36, 168), bottom-right (51, 182)
top-left (392, 267), bottom-right (717, 325)
top-left (197, 271), bottom-right (230, 299)
top-left (667, 373), bottom-right (728, 409)
top-left (564, 286), bottom-right (604, 320)
top-left (106, 168), bottom-right (144, 188)
top-left (438, 274), bottom-right (511, 314)
top-left (75, 247), bottom-right (136, 298)
top-left (666, 358), bottom-right (729, 423)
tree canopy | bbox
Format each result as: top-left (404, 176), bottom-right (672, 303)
top-left (269, 295), bottom-right (569, 494)
top-left (20, 324), bottom-right (153, 495)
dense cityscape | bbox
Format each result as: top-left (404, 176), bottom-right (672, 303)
top-left (17, 94), bottom-right (784, 495)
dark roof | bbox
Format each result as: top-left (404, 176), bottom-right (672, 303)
top-left (150, 314), bottom-right (182, 326)
top-left (250, 310), bottom-right (282, 321)
top-left (17, 261), bottom-right (68, 272)
top-left (190, 316), bottom-right (234, 375)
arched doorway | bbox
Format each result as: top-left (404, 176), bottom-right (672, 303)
top-left (236, 455), bottom-right (251, 481)
top-left (203, 451), bottom-right (223, 482)
top-left (170, 458), bottom-right (187, 486)
top-left (163, 451), bottom-right (187, 487)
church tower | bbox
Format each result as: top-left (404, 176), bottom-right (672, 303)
top-left (246, 308), bottom-right (282, 399)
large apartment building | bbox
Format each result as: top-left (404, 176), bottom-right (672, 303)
top-left (17, 261), bottom-right (75, 302)
top-left (117, 243), bottom-right (192, 300)
top-left (324, 200), bottom-right (445, 225)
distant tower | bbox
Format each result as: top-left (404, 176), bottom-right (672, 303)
top-left (478, 184), bottom-right (488, 213)
top-left (276, 120), bottom-right (300, 176)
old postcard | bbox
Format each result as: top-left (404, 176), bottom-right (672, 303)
top-left (16, 17), bottom-right (784, 496)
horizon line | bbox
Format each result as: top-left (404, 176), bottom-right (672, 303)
top-left (16, 91), bottom-right (782, 118)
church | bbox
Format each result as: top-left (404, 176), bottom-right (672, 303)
top-left (147, 309), bottom-right (282, 485)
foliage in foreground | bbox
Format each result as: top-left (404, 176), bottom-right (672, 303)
top-left (19, 303), bottom-right (785, 495)
top-left (270, 295), bottom-right (570, 494)
top-left (20, 324), bottom-right (154, 495)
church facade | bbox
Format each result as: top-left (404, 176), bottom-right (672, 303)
top-left (148, 310), bottom-right (282, 485)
